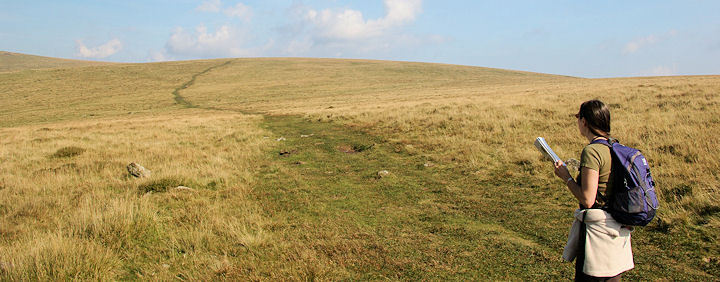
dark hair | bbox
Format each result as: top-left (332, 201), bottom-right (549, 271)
top-left (578, 100), bottom-right (611, 137)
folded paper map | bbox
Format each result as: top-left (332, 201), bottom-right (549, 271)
top-left (534, 137), bottom-right (561, 163)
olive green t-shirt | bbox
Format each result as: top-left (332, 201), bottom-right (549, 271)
top-left (576, 143), bottom-right (613, 207)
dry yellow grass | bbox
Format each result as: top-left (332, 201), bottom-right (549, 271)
top-left (0, 110), bottom-right (271, 280)
top-left (181, 62), bottom-right (720, 228)
top-left (324, 77), bottom-right (720, 227)
top-left (0, 59), bottom-right (223, 127)
top-left (0, 51), bottom-right (110, 73)
top-left (1, 57), bottom-right (719, 279)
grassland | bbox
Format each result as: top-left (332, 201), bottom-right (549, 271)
top-left (0, 51), bottom-right (110, 73)
top-left (1, 54), bottom-right (718, 280)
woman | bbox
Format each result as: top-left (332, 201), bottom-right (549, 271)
top-left (553, 100), bottom-right (634, 281)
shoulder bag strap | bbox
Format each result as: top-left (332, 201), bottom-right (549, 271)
top-left (589, 138), bottom-right (613, 207)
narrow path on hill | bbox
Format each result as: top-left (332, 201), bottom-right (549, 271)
top-left (172, 60), bottom-right (232, 108)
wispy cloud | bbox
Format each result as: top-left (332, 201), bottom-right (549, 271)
top-left (631, 64), bottom-right (679, 77)
top-left (75, 39), bottom-right (122, 59)
top-left (649, 64), bottom-right (678, 76)
top-left (197, 0), bottom-right (251, 20)
top-left (149, 50), bottom-right (171, 62)
top-left (196, 0), bottom-right (221, 13)
top-left (623, 30), bottom-right (677, 54)
top-left (623, 35), bottom-right (657, 54)
top-left (224, 2), bottom-right (251, 20)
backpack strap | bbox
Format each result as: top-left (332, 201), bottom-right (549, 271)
top-left (589, 137), bottom-right (616, 208)
top-left (590, 137), bottom-right (617, 146)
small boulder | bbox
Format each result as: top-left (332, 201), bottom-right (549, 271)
top-left (127, 162), bottom-right (151, 178)
top-left (376, 170), bottom-right (390, 178)
top-left (276, 137), bottom-right (286, 141)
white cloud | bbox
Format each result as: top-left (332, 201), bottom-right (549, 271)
top-left (623, 30), bottom-right (677, 54)
top-left (304, 0), bottom-right (422, 41)
top-left (224, 2), bottom-right (251, 20)
top-left (166, 25), bottom-right (245, 57)
top-left (383, 0), bottom-right (422, 24)
top-left (163, 2), bottom-right (261, 59)
top-left (75, 39), bottom-right (122, 59)
top-left (271, 0), bottom-right (444, 59)
top-left (165, 24), bottom-right (262, 58)
top-left (169, 1), bottom-right (432, 60)
top-left (197, 0), bottom-right (221, 12)
top-left (623, 35), bottom-right (657, 54)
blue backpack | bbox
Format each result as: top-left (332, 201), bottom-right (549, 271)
top-left (591, 138), bottom-right (659, 226)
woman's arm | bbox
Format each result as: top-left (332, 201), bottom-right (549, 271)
top-left (554, 161), bottom-right (599, 208)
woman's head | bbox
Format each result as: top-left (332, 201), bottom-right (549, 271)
top-left (576, 99), bottom-right (611, 137)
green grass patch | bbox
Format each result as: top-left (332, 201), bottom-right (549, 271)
top-left (244, 115), bottom-right (569, 279)
top-left (239, 114), bottom-right (719, 280)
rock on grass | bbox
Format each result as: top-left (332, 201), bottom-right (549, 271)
top-left (127, 162), bottom-right (151, 178)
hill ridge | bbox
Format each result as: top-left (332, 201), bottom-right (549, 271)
top-left (0, 51), bottom-right (111, 72)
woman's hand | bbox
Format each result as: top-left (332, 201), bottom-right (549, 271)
top-left (554, 160), bottom-right (572, 181)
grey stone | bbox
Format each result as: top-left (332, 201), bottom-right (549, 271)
top-left (127, 162), bottom-right (151, 178)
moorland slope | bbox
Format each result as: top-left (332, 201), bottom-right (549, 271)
top-left (1, 55), bottom-right (718, 280)
top-left (0, 51), bottom-right (111, 73)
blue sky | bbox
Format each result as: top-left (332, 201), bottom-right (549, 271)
top-left (2, 0), bottom-right (719, 78)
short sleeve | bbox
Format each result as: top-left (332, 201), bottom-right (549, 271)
top-left (580, 145), bottom-right (602, 172)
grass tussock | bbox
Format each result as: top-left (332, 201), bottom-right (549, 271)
top-left (50, 146), bottom-right (86, 158)
top-left (0, 233), bottom-right (121, 281)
